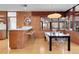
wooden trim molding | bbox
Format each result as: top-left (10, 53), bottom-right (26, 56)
top-left (6, 11), bottom-right (8, 39)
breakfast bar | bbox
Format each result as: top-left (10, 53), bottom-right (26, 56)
top-left (9, 26), bottom-right (32, 49)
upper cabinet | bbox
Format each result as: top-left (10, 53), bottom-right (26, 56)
top-left (0, 11), bottom-right (7, 29)
top-left (0, 11), bottom-right (7, 23)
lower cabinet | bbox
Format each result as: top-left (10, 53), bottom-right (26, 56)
top-left (69, 31), bottom-right (79, 45)
top-left (9, 30), bottom-right (26, 49)
top-left (0, 30), bottom-right (6, 40)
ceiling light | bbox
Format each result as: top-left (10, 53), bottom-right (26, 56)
top-left (23, 4), bottom-right (27, 7)
top-left (48, 13), bottom-right (62, 18)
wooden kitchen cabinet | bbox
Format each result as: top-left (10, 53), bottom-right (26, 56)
top-left (0, 30), bottom-right (6, 40)
top-left (69, 31), bottom-right (79, 45)
top-left (9, 30), bottom-right (26, 49)
top-left (0, 31), bottom-right (3, 39)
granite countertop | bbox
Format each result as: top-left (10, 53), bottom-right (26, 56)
top-left (9, 26), bottom-right (32, 30)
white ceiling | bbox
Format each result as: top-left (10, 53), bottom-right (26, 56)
top-left (75, 5), bottom-right (79, 11)
top-left (0, 4), bottom-right (77, 11)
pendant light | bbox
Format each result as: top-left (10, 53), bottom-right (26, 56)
top-left (48, 13), bottom-right (62, 18)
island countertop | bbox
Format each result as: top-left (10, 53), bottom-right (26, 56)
top-left (9, 26), bottom-right (32, 30)
top-left (9, 26), bottom-right (33, 49)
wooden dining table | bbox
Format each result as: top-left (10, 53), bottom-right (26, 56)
top-left (44, 32), bottom-right (70, 51)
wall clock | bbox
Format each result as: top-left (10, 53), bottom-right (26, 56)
top-left (24, 16), bottom-right (31, 25)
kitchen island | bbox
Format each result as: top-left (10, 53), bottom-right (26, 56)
top-left (9, 26), bottom-right (32, 49)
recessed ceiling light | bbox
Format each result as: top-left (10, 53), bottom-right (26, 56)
top-left (23, 4), bottom-right (27, 7)
top-left (22, 4), bottom-right (27, 11)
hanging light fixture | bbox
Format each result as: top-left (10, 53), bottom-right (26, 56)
top-left (48, 13), bottom-right (62, 18)
top-left (47, 13), bottom-right (62, 30)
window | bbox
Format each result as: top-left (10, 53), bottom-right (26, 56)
top-left (40, 17), bottom-right (50, 30)
top-left (8, 17), bottom-right (16, 29)
top-left (40, 17), bottom-right (66, 30)
top-left (74, 16), bottom-right (79, 32)
top-left (8, 12), bottom-right (17, 29)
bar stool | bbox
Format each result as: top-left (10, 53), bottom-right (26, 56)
top-left (25, 30), bottom-right (36, 40)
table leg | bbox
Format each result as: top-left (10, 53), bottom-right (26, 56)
top-left (68, 37), bottom-right (70, 51)
top-left (44, 36), bottom-right (47, 41)
top-left (49, 37), bottom-right (52, 51)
